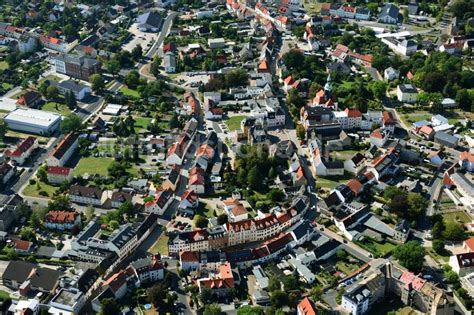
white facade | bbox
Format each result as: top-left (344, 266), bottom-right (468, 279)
top-left (4, 108), bottom-right (61, 135)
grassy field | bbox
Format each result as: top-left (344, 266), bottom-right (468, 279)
top-left (134, 117), bottom-right (152, 130)
top-left (400, 110), bottom-right (474, 127)
top-left (303, 1), bottom-right (321, 14)
top-left (0, 61), bottom-right (8, 70)
top-left (120, 87), bottom-right (140, 98)
top-left (400, 112), bottom-right (431, 126)
top-left (23, 181), bottom-right (58, 198)
top-left (73, 157), bottom-right (114, 176)
top-left (356, 238), bottom-right (397, 258)
top-left (336, 261), bottom-right (361, 275)
top-left (226, 115), bottom-right (246, 131)
top-left (42, 101), bottom-right (71, 116)
top-left (38, 74), bottom-right (61, 85)
top-left (331, 150), bottom-right (359, 161)
top-left (426, 247), bottom-right (450, 264)
top-left (1, 82), bottom-right (13, 90)
top-left (150, 234), bottom-right (169, 255)
top-left (0, 290), bottom-right (9, 300)
top-left (443, 211), bottom-right (471, 224)
top-left (316, 176), bottom-right (350, 189)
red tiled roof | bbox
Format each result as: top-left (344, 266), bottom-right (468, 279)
top-left (464, 237), bottom-right (474, 252)
top-left (47, 166), bottom-right (72, 176)
top-left (5, 136), bottom-right (36, 157)
top-left (344, 108), bottom-right (362, 118)
top-left (15, 239), bottom-right (31, 251)
top-left (460, 151), bottom-right (474, 163)
top-left (347, 179), bottom-right (363, 195)
top-left (180, 251), bottom-right (199, 262)
top-left (383, 111), bottom-right (395, 125)
top-left (400, 271), bottom-right (425, 291)
top-left (45, 210), bottom-right (79, 224)
top-left (105, 271), bottom-right (127, 293)
top-left (298, 297), bottom-right (317, 315)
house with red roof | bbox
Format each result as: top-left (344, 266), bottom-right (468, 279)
top-left (5, 136), bottom-right (38, 165)
top-left (297, 297), bottom-right (317, 315)
top-left (197, 262), bottom-right (235, 297)
top-left (463, 237), bottom-right (474, 253)
top-left (47, 166), bottom-right (73, 184)
top-left (178, 190), bottom-right (199, 215)
top-left (370, 128), bottom-right (389, 148)
top-left (47, 133), bottom-right (79, 167)
top-left (15, 239), bottom-right (33, 254)
top-left (189, 167), bottom-right (205, 194)
top-left (145, 189), bottom-right (174, 215)
top-left (39, 35), bottom-right (72, 53)
top-left (223, 198), bottom-right (249, 223)
top-left (45, 210), bottom-right (81, 231)
top-left (382, 111), bottom-right (396, 132)
top-left (418, 125), bottom-right (434, 140)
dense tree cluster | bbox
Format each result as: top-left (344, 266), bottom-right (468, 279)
top-left (383, 186), bottom-right (428, 220)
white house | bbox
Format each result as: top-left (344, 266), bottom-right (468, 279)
top-left (208, 38), bottom-right (226, 49)
top-left (69, 185), bottom-right (105, 206)
top-left (4, 136), bottom-right (38, 165)
top-left (384, 67), bottom-right (399, 81)
top-left (57, 80), bottom-right (91, 101)
top-left (47, 166), bottom-right (73, 184)
top-left (145, 189), bottom-right (174, 215)
top-left (45, 211), bottom-right (81, 230)
top-left (163, 52), bottom-right (176, 73)
top-left (47, 133), bottom-right (79, 167)
top-left (397, 84), bottom-right (418, 103)
top-left (223, 198), bottom-right (249, 222)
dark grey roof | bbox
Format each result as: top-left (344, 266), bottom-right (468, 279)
top-left (379, 3), bottom-right (399, 20)
top-left (398, 84), bottom-right (417, 93)
top-left (434, 132), bottom-right (459, 145)
top-left (2, 261), bottom-right (35, 283)
top-left (58, 80), bottom-right (88, 93)
top-left (77, 269), bottom-right (100, 293)
top-left (163, 52), bottom-right (176, 68)
top-left (313, 239), bottom-right (340, 259)
top-left (55, 54), bottom-right (100, 69)
top-left (29, 267), bottom-right (62, 291)
top-left (292, 221), bottom-right (312, 240)
top-left (325, 161), bottom-right (344, 169)
top-left (36, 246), bottom-right (56, 258)
top-left (137, 11), bottom-right (163, 29)
top-left (110, 224), bottom-right (135, 249)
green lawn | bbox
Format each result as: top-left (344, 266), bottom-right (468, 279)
top-left (73, 157), bottom-right (114, 176)
top-left (134, 117), bottom-right (152, 130)
top-left (443, 211), bottom-right (471, 224)
top-left (150, 234), bottom-right (169, 255)
top-left (356, 238), bottom-right (397, 258)
top-left (0, 290), bottom-right (9, 300)
top-left (120, 87), bottom-right (140, 98)
top-left (1, 82), bottom-right (13, 90)
top-left (426, 247), bottom-right (450, 264)
top-left (42, 100), bottom-right (71, 116)
top-left (226, 115), bottom-right (246, 131)
top-left (38, 74), bottom-right (61, 85)
top-left (331, 150), bottom-right (359, 161)
top-left (316, 176), bottom-right (350, 189)
top-left (23, 181), bottom-right (58, 199)
top-left (0, 61), bottom-right (8, 70)
top-left (303, 1), bottom-right (321, 14)
top-left (196, 202), bottom-right (214, 218)
top-left (336, 261), bottom-right (361, 275)
top-left (400, 112), bottom-right (432, 126)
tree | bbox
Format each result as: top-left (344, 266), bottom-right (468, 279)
top-left (36, 165), bottom-right (48, 183)
top-left (336, 249), bottom-right (348, 260)
top-left (217, 213), bottom-right (228, 225)
top-left (370, 81), bottom-right (387, 100)
top-left (268, 275), bottom-right (281, 292)
top-left (422, 72), bottom-right (446, 93)
top-left (393, 241), bottom-right (425, 273)
top-left (47, 195), bottom-right (73, 211)
top-left (194, 215), bottom-right (208, 228)
top-left (224, 69), bottom-right (249, 88)
top-left (118, 201), bottom-right (135, 218)
top-left (383, 186), bottom-right (405, 201)
top-left (65, 91), bottom-right (77, 109)
top-left (203, 304), bottom-right (222, 315)
top-left (147, 283), bottom-right (167, 307)
top-left (310, 286), bottom-right (323, 302)
top-left (150, 56), bottom-right (162, 77)
top-left (282, 275), bottom-right (300, 291)
top-left (60, 113), bottom-right (82, 133)
top-left (296, 124), bottom-right (306, 140)
top-left (131, 45), bottom-right (143, 61)
top-left (199, 287), bottom-right (212, 304)
top-left (89, 74), bottom-right (105, 93)
top-left (106, 59), bottom-right (120, 76)
top-left (389, 194), bottom-right (408, 215)
top-left (109, 220), bottom-right (119, 230)
top-left (403, 8), bottom-right (409, 23)
top-left (432, 239), bottom-right (445, 254)
top-left (283, 49), bottom-right (305, 70)
top-left (46, 85), bottom-right (59, 100)
top-left (99, 298), bottom-right (120, 315)
top-left (124, 70), bottom-right (140, 89)
top-left (237, 306), bottom-right (264, 315)
top-left (20, 226), bottom-right (36, 242)
top-left (247, 166), bottom-right (263, 191)
top-left (443, 219), bottom-right (465, 241)
top-left (270, 290), bottom-right (288, 308)
top-left (85, 205), bottom-right (95, 222)
top-left (407, 192), bottom-right (428, 218)
top-left (444, 270), bottom-right (459, 284)
top-left (0, 119), bottom-right (6, 142)
top-left (455, 89), bottom-right (473, 111)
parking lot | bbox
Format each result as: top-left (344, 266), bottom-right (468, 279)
top-left (122, 23), bottom-right (159, 53)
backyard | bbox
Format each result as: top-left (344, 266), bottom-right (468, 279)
top-left (120, 86), bottom-right (140, 98)
top-left (150, 233), bottom-right (168, 255)
top-left (442, 210), bottom-right (471, 224)
top-left (73, 157), bottom-right (115, 177)
top-left (426, 247), bottom-right (450, 264)
top-left (134, 117), bottom-right (152, 131)
top-left (23, 181), bottom-right (58, 198)
top-left (226, 115), bottom-right (246, 131)
top-left (42, 99), bottom-right (71, 116)
top-left (355, 238), bottom-right (397, 258)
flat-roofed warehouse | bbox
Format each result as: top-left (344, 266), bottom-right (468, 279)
top-left (4, 108), bottom-right (61, 135)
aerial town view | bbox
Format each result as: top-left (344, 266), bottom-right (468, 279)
top-left (0, 0), bottom-right (472, 314)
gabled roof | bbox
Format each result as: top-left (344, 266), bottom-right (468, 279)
top-left (297, 297), bottom-right (317, 315)
top-left (50, 133), bottom-right (79, 161)
top-left (47, 166), bottom-right (72, 176)
top-left (5, 136), bottom-right (36, 157)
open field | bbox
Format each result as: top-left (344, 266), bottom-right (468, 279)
top-left (226, 115), bottom-right (246, 131)
top-left (73, 157), bottom-right (114, 176)
top-left (150, 234), bottom-right (169, 255)
top-left (42, 100), bottom-right (71, 116)
top-left (23, 181), bottom-right (58, 198)
top-left (443, 211), bottom-right (471, 224)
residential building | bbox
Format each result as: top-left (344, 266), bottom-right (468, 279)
top-left (47, 166), bottom-right (73, 184)
top-left (49, 288), bottom-right (85, 315)
top-left (45, 211), bottom-right (81, 231)
top-left (145, 189), bottom-right (174, 215)
top-left (47, 133), bottom-right (79, 167)
top-left (378, 4), bottom-right (399, 24)
top-left (40, 35), bottom-right (75, 53)
top-left (110, 191), bottom-right (133, 209)
top-left (197, 262), bottom-right (235, 297)
top-left (69, 185), bottom-right (105, 206)
top-left (57, 80), bottom-right (91, 100)
top-left (384, 67), bottom-right (399, 81)
top-left (54, 54), bottom-right (101, 81)
top-left (397, 84), bottom-right (418, 103)
top-left (4, 136), bottom-right (38, 165)
top-left (16, 90), bottom-right (42, 108)
top-left (137, 11), bottom-right (163, 32)
top-left (342, 284), bottom-right (372, 315)
top-left (0, 163), bottom-right (15, 185)
top-left (163, 52), bottom-right (176, 73)
top-left (297, 297), bottom-right (317, 315)
top-left (4, 108), bottom-right (61, 135)
top-left (434, 132), bottom-right (459, 148)
top-left (223, 198), bottom-right (249, 222)
top-left (459, 151), bottom-right (474, 172)
top-left (381, 38), bottom-right (418, 56)
top-left (127, 255), bottom-right (164, 286)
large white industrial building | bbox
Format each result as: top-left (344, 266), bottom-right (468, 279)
top-left (4, 108), bottom-right (61, 135)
